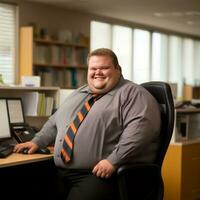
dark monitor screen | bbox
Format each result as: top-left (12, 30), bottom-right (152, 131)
top-left (0, 99), bottom-right (11, 139)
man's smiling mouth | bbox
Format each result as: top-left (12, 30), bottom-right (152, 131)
top-left (94, 76), bottom-right (105, 79)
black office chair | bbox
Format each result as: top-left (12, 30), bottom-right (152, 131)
top-left (117, 81), bottom-right (174, 200)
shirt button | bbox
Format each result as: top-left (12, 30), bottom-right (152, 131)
top-left (57, 154), bottom-right (60, 157)
top-left (59, 139), bottom-right (63, 142)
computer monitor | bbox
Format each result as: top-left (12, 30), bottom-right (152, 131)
top-left (7, 98), bottom-right (25, 125)
top-left (7, 98), bottom-right (36, 143)
top-left (0, 99), bottom-right (12, 140)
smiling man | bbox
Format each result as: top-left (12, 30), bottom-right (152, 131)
top-left (87, 49), bottom-right (121, 94)
top-left (14, 48), bottom-right (161, 200)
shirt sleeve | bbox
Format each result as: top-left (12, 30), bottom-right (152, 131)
top-left (106, 87), bottom-right (161, 167)
top-left (31, 112), bottom-right (57, 148)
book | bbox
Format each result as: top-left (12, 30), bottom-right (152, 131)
top-left (21, 92), bottom-right (39, 116)
top-left (37, 93), bottom-right (46, 116)
top-left (45, 97), bottom-right (54, 116)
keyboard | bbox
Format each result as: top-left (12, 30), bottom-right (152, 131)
top-left (0, 144), bottom-right (14, 158)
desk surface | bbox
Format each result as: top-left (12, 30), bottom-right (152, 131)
top-left (0, 147), bottom-right (54, 168)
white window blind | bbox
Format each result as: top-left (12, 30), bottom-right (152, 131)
top-left (90, 21), bottom-right (112, 51)
top-left (112, 25), bottom-right (132, 80)
top-left (133, 29), bottom-right (150, 83)
top-left (194, 41), bottom-right (200, 85)
top-left (152, 32), bottom-right (168, 81)
top-left (0, 3), bottom-right (17, 84)
top-left (168, 36), bottom-right (183, 98)
top-left (183, 38), bottom-right (194, 85)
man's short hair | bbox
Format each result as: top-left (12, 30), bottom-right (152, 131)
top-left (87, 48), bottom-right (120, 69)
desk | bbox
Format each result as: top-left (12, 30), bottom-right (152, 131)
top-left (0, 148), bottom-right (58, 200)
top-left (0, 148), bottom-right (53, 168)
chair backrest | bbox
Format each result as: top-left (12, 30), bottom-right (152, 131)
top-left (141, 81), bottom-right (174, 167)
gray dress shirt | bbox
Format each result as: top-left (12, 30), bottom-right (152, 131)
top-left (32, 76), bottom-right (161, 169)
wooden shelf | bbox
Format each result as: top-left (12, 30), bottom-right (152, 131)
top-left (34, 38), bottom-right (89, 48)
top-left (0, 85), bottom-right (59, 91)
top-left (0, 86), bottom-right (59, 128)
top-left (33, 62), bottom-right (88, 69)
top-left (19, 26), bottom-right (89, 89)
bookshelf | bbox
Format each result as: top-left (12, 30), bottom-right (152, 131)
top-left (183, 84), bottom-right (200, 100)
top-left (0, 86), bottom-right (59, 129)
top-left (19, 26), bottom-right (89, 89)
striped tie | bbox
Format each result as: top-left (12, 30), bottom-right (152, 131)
top-left (61, 94), bottom-right (99, 163)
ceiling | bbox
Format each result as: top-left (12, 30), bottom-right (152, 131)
top-left (25, 0), bottom-right (200, 36)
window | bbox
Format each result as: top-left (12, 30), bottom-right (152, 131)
top-left (90, 21), bottom-right (111, 50)
top-left (168, 36), bottom-right (183, 98)
top-left (194, 41), bottom-right (200, 85)
top-left (133, 29), bottom-right (150, 83)
top-left (183, 38), bottom-right (194, 85)
top-left (0, 3), bottom-right (17, 84)
top-left (152, 32), bottom-right (168, 81)
top-left (112, 25), bottom-right (132, 80)
top-left (90, 20), bottom-right (200, 99)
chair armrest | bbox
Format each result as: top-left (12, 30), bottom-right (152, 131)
top-left (117, 163), bottom-right (163, 200)
top-left (117, 163), bottom-right (160, 175)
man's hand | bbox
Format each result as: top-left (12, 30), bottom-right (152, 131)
top-left (13, 141), bottom-right (39, 154)
top-left (92, 159), bottom-right (116, 178)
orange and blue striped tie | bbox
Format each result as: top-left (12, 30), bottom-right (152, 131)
top-left (61, 94), bottom-right (99, 163)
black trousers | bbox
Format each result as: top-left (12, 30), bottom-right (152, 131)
top-left (56, 168), bottom-right (118, 200)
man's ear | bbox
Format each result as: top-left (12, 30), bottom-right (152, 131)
top-left (118, 65), bottom-right (122, 74)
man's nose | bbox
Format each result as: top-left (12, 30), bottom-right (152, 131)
top-left (96, 69), bottom-right (103, 74)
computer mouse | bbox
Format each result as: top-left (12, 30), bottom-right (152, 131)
top-left (36, 148), bottom-right (51, 154)
top-left (22, 148), bottom-right (29, 154)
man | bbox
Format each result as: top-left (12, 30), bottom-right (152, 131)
top-left (14, 48), bottom-right (161, 200)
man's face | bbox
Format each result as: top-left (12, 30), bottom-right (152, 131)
top-left (87, 55), bottom-right (121, 94)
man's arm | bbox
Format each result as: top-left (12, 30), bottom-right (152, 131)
top-left (107, 89), bottom-right (161, 166)
top-left (93, 88), bottom-right (161, 178)
top-left (31, 112), bottom-right (57, 148)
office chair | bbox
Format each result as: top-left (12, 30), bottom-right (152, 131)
top-left (117, 81), bottom-right (174, 200)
